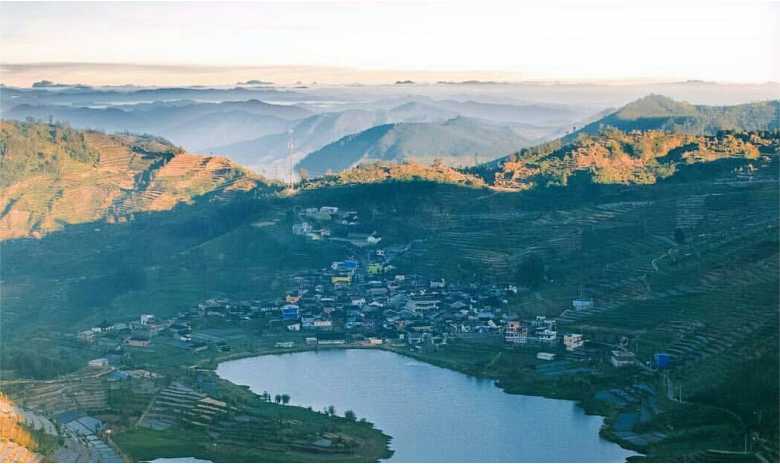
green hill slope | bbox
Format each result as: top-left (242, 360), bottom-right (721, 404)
top-left (572, 95), bottom-right (779, 137)
top-left (483, 128), bottom-right (778, 190)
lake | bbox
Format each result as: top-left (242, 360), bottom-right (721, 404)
top-left (216, 349), bottom-right (634, 462)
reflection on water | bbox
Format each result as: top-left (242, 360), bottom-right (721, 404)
top-left (217, 349), bottom-right (633, 462)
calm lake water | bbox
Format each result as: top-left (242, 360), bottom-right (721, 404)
top-left (216, 349), bottom-right (634, 462)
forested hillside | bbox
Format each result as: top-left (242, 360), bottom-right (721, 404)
top-left (571, 95), bottom-right (779, 137)
top-left (0, 120), bottom-right (271, 239)
top-left (485, 128), bottom-right (779, 190)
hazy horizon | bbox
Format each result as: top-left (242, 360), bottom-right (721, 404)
top-left (2, 1), bottom-right (779, 87)
top-left (5, 62), bottom-right (780, 88)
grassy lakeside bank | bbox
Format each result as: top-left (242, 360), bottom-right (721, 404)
top-left (113, 390), bottom-right (393, 463)
top-left (379, 340), bottom-right (758, 462)
top-left (109, 362), bottom-right (393, 463)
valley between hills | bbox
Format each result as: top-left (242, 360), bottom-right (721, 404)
top-left (0, 93), bottom-right (778, 462)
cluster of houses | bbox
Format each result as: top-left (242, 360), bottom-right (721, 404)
top-left (273, 252), bottom-right (529, 349)
top-left (291, 205), bottom-right (382, 247)
top-left (76, 231), bottom-right (651, 373)
top-left (78, 313), bottom-right (167, 350)
top-left (55, 411), bottom-right (122, 462)
top-left (173, 249), bottom-right (595, 356)
top-left (292, 205), bottom-right (356, 239)
top-left (77, 243), bottom-right (606, 362)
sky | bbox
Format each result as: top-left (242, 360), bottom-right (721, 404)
top-left (1, 1), bottom-right (778, 85)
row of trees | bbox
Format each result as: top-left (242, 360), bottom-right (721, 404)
top-left (323, 405), bottom-right (358, 422)
top-left (259, 391), bottom-right (290, 405)
top-left (258, 391), bottom-right (359, 422)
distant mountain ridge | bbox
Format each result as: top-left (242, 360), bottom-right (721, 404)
top-left (206, 109), bottom-right (390, 177)
top-left (1, 100), bottom-right (310, 151)
top-left (0, 85), bottom-right (315, 107)
top-left (296, 116), bottom-right (534, 177)
top-left (3, 86), bottom-right (591, 181)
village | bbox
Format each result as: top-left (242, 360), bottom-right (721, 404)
top-left (77, 205), bottom-right (661, 375)
top-left (9, 199), bottom-right (755, 463)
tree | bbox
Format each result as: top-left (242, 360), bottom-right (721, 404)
top-left (674, 227), bottom-right (686, 244)
top-left (327, 405), bottom-right (335, 416)
top-left (517, 253), bottom-right (545, 288)
top-left (281, 394), bottom-right (290, 405)
top-left (274, 394), bottom-right (282, 404)
top-left (344, 410), bottom-right (356, 421)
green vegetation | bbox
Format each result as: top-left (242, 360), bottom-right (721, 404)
top-left (574, 95), bottom-right (779, 137)
top-left (0, 121), bottom-right (99, 187)
top-left (302, 160), bottom-right (487, 189)
top-left (486, 128), bottom-right (777, 190)
top-left (110, 373), bottom-right (391, 463)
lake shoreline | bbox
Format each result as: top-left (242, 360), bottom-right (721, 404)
top-left (377, 346), bottom-right (647, 460)
top-left (212, 344), bottom-right (641, 462)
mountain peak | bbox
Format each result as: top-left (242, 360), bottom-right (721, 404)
top-left (615, 94), bottom-right (696, 119)
top-left (569, 95), bottom-right (778, 138)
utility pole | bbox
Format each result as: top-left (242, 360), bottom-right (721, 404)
top-left (287, 129), bottom-right (295, 190)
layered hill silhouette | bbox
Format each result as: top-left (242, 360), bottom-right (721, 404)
top-left (3, 100), bottom-right (309, 152)
top-left (295, 96), bottom-right (778, 179)
top-left (296, 116), bottom-right (534, 177)
top-left (206, 102), bottom-right (562, 177)
top-left (206, 109), bottom-right (391, 176)
top-left (3, 96), bottom-right (778, 239)
top-left (0, 120), bottom-right (269, 239)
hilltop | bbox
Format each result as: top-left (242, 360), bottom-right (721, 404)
top-left (302, 160), bottom-right (487, 189)
top-left (0, 120), bottom-right (271, 239)
top-left (571, 95), bottom-right (779, 137)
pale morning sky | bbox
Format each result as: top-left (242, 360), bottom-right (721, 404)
top-left (1, 1), bottom-right (778, 85)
